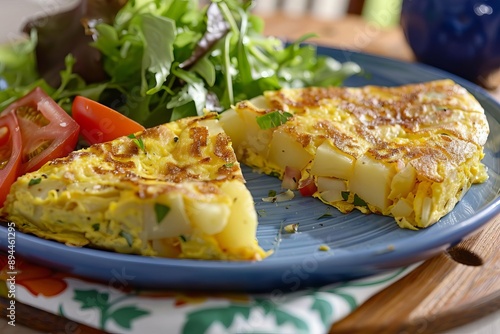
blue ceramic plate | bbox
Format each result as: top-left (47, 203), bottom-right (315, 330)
top-left (1, 47), bottom-right (499, 293)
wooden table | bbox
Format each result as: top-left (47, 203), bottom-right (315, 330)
top-left (262, 13), bottom-right (500, 334)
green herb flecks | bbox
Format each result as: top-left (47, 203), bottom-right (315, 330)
top-left (341, 191), bottom-right (368, 207)
top-left (179, 235), bottom-right (187, 242)
top-left (268, 189), bottom-right (277, 197)
top-left (269, 171), bottom-right (281, 178)
top-left (92, 223), bottom-right (100, 231)
top-left (318, 213), bottom-right (332, 220)
top-left (341, 191), bottom-right (349, 201)
top-left (28, 177), bottom-right (42, 186)
top-left (120, 231), bottom-right (134, 247)
top-left (154, 203), bottom-right (171, 224)
top-left (256, 111), bottom-right (293, 130)
top-left (127, 134), bottom-right (145, 152)
top-left (353, 194), bottom-right (368, 207)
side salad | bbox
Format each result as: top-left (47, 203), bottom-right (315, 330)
top-left (0, 0), bottom-right (361, 205)
top-left (0, 0), bottom-right (361, 126)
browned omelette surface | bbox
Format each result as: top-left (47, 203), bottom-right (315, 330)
top-left (222, 80), bottom-right (490, 229)
top-left (2, 113), bottom-right (267, 260)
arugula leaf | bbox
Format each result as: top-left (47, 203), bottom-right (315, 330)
top-left (191, 57), bottom-right (216, 87)
top-left (0, 30), bottom-right (38, 88)
top-left (138, 13), bottom-right (176, 95)
top-left (170, 66), bottom-right (208, 117)
top-left (180, 3), bottom-right (230, 69)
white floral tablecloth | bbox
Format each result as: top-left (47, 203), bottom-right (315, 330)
top-left (1, 255), bottom-right (419, 333)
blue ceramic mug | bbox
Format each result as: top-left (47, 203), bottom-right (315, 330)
top-left (400, 0), bottom-right (500, 85)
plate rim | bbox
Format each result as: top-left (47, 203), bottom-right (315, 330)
top-left (1, 45), bottom-right (499, 290)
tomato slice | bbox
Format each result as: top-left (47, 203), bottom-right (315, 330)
top-left (72, 96), bottom-right (145, 145)
top-left (298, 177), bottom-right (318, 197)
top-left (0, 125), bottom-right (9, 147)
top-left (0, 113), bottom-right (22, 206)
top-left (0, 87), bottom-right (80, 174)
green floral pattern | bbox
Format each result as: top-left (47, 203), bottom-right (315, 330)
top-left (13, 265), bottom-right (417, 333)
top-left (61, 289), bottom-right (149, 331)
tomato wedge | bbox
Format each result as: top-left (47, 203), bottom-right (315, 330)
top-left (0, 113), bottom-right (22, 205)
top-left (298, 177), bottom-right (318, 197)
top-left (72, 96), bottom-right (145, 145)
top-left (1, 87), bottom-right (80, 174)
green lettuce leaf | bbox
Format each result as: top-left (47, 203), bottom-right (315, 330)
top-left (0, 0), bottom-right (362, 127)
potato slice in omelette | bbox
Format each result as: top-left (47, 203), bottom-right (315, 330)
top-left (2, 113), bottom-right (268, 260)
top-left (220, 79), bottom-right (490, 229)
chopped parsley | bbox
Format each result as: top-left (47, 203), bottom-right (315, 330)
top-left (269, 171), bottom-right (281, 178)
top-left (28, 177), bottom-right (42, 186)
top-left (224, 162), bottom-right (234, 168)
top-left (268, 189), bottom-right (277, 197)
top-left (341, 191), bottom-right (368, 207)
top-left (154, 203), bottom-right (171, 224)
top-left (256, 111), bottom-right (293, 130)
top-left (179, 235), bottom-right (187, 242)
top-left (119, 231), bottom-right (134, 247)
top-left (353, 194), bottom-right (368, 207)
top-left (127, 134), bottom-right (145, 151)
top-left (92, 223), bottom-right (100, 231)
top-left (341, 191), bottom-right (349, 201)
top-left (318, 213), bottom-right (332, 220)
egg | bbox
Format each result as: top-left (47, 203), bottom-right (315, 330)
top-left (220, 80), bottom-right (489, 229)
top-left (2, 113), bottom-right (268, 261)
